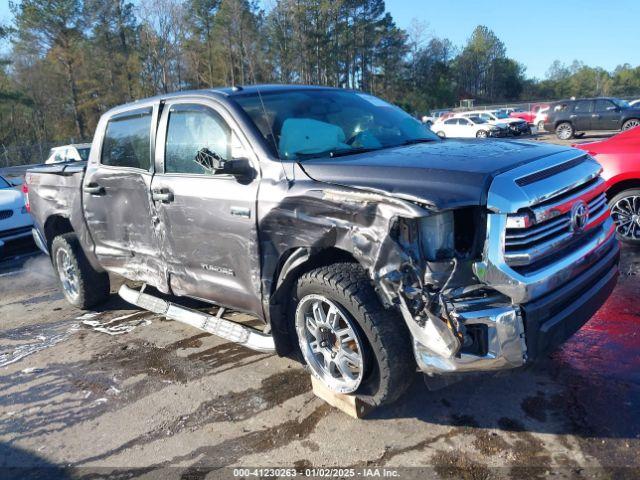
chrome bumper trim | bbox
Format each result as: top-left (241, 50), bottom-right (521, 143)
top-left (414, 305), bottom-right (526, 375)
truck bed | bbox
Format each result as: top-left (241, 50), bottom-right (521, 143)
top-left (26, 162), bottom-right (93, 258)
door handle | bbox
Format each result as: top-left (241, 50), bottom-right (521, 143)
top-left (230, 206), bottom-right (251, 218)
top-left (152, 189), bottom-right (174, 203)
top-left (591, 114), bottom-right (600, 118)
top-left (84, 183), bottom-right (105, 195)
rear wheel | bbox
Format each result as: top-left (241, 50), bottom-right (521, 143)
top-left (622, 119), bottom-right (640, 130)
top-left (609, 189), bottom-right (640, 245)
top-left (555, 122), bottom-right (574, 140)
top-left (292, 263), bottom-right (414, 406)
top-left (537, 120), bottom-right (545, 132)
top-left (51, 233), bottom-right (110, 308)
top-left (476, 130), bottom-right (489, 138)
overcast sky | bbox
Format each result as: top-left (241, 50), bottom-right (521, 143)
top-left (1, 0), bottom-right (638, 79)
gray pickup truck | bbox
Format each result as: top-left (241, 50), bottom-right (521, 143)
top-left (26, 85), bottom-right (620, 405)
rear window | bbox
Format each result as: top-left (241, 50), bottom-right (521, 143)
top-left (77, 147), bottom-right (90, 161)
top-left (101, 110), bottom-right (152, 170)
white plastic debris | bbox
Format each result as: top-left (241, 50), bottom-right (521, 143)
top-left (0, 323), bottom-right (80, 368)
top-left (81, 311), bottom-right (152, 335)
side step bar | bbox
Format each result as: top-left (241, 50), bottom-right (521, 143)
top-left (118, 284), bottom-right (276, 353)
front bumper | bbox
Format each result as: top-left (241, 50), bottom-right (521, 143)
top-left (509, 123), bottom-right (531, 135)
top-left (0, 225), bottom-right (32, 249)
top-left (414, 234), bottom-right (618, 374)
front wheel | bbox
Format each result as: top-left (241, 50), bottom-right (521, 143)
top-left (476, 130), bottom-right (489, 138)
top-left (555, 122), bottom-right (574, 140)
top-left (292, 263), bottom-right (414, 406)
top-left (622, 119), bottom-right (640, 131)
top-left (609, 189), bottom-right (640, 245)
top-left (436, 131), bottom-right (446, 138)
top-left (51, 233), bottom-right (110, 308)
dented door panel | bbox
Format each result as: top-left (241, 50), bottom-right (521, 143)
top-left (151, 98), bottom-right (263, 316)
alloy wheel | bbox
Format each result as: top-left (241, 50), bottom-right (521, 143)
top-left (611, 195), bottom-right (640, 240)
top-left (623, 119), bottom-right (640, 130)
top-left (295, 294), bottom-right (365, 394)
top-left (556, 124), bottom-right (573, 140)
top-left (55, 247), bottom-right (80, 301)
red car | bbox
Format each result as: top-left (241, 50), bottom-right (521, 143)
top-left (574, 126), bottom-right (640, 244)
top-left (510, 104), bottom-right (548, 125)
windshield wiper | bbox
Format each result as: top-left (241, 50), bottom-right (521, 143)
top-left (295, 146), bottom-right (378, 160)
top-left (398, 138), bottom-right (437, 146)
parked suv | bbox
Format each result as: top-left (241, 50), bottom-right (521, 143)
top-left (545, 97), bottom-right (640, 140)
top-left (26, 86), bottom-right (619, 406)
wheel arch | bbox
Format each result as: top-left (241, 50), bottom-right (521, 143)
top-left (43, 215), bottom-right (74, 253)
top-left (606, 178), bottom-right (640, 201)
top-left (267, 246), bottom-right (362, 356)
top-left (554, 119), bottom-right (573, 129)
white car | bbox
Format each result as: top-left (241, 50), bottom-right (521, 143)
top-left (459, 110), bottom-right (530, 135)
top-left (432, 116), bottom-right (503, 138)
top-left (0, 175), bottom-right (33, 252)
top-left (45, 143), bottom-right (91, 164)
top-left (534, 106), bottom-right (550, 132)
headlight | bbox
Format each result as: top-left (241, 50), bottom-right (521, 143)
top-left (418, 212), bottom-right (454, 261)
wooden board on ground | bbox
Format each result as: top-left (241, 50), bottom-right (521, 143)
top-left (310, 376), bottom-right (374, 419)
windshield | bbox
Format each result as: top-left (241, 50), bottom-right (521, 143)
top-left (0, 176), bottom-right (10, 189)
top-left (493, 111), bottom-right (510, 119)
top-left (612, 98), bottom-right (630, 109)
top-left (77, 147), bottom-right (90, 161)
top-left (233, 89), bottom-right (439, 160)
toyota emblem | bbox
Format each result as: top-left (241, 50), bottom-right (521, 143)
top-left (570, 200), bottom-right (589, 232)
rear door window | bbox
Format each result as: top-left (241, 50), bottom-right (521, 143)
top-left (572, 101), bottom-right (593, 113)
top-left (101, 109), bottom-right (152, 170)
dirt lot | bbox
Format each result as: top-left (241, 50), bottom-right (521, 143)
top-left (1, 132), bottom-right (639, 479)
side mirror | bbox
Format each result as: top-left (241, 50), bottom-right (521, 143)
top-left (194, 148), bottom-right (253, 177)
top-left (195, 147), bottom-right (226, 172)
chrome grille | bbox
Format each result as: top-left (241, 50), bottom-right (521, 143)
top-left (504, 180), bottom-right (608, 270)
top-left (0, 209), bottom-right (13, 220)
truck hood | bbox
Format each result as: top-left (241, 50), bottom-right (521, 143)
top-left (297, 139), bottom-right (574, 210)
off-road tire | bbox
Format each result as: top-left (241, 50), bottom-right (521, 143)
top-left (51, 233), bottom-right (110, 309)
top-left (292, 263), bottom-right (415, 406)
top-left (555, 122), bottom-right (575, 140)
top-left (609, 189), bottom-right (640, 245)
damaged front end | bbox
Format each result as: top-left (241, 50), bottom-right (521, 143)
top-left (372, 207), bottom-right (527, 377)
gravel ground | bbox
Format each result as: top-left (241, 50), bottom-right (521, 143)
top-left (0, 132), bottom-right (638, 479)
